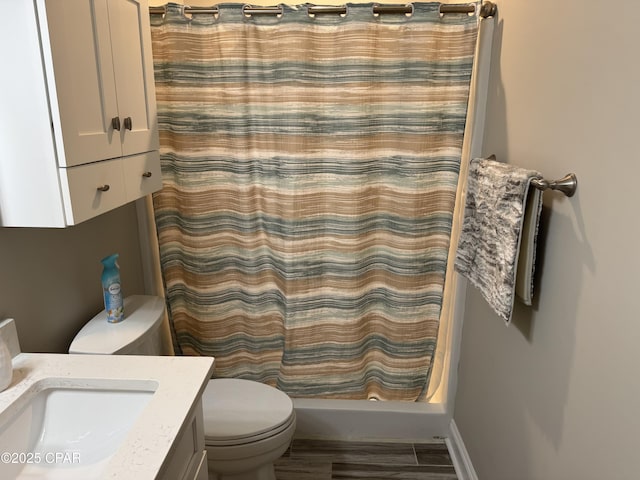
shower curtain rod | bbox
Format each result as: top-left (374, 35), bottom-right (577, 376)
top-left (149, 2), bottom-right (497, 18)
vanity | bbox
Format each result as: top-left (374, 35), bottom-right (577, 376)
top-left (0, 320), bottom-right (214, 480)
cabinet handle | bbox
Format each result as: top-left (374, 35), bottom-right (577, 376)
top-left (97, 184), bottom-right (110, 192)
top-left (124, 117), bottom-right (132, 131)
top-left (142, 171), bottom-right (153, 178)
top-left (111, 117), bottom-right (121, 131)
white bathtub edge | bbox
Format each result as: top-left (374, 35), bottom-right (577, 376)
top-left (293, 397), bottom-right (451, 442)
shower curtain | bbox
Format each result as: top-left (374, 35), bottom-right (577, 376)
top-left (150, 2), bottom-right (479, 401)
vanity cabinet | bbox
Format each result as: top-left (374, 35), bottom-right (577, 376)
top-left (0, 0), bottom-right (161, 227)
top-left (158, 399), bottom-right (209, 480)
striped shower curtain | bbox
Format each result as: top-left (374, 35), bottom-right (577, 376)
top-left (150, 2), bottom-right (479, 401)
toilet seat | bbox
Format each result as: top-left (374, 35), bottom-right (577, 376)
top-left (205, 413), bottom-right (295, 447)
top-left (202, 378), bottom-right (294, 446)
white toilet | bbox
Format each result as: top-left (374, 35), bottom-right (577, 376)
top-left (69, 295), bottom-right (295, 480)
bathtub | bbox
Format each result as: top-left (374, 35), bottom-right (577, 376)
top-left (291, 268), bottom-right (467, 443)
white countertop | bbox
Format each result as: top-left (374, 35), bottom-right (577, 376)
top-left (0, 352), bottom-right (214, 479)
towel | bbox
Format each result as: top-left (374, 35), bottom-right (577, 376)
top-left (514, 185), bottom-right (543, 306)
top-left (455, 157), bottom-right (543, 324)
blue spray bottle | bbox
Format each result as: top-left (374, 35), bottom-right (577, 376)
top-left (101, 253), bottom-right (124, 323)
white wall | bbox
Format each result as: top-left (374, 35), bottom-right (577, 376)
top-left (0, 204), bottom-right (145, 353)
top-left (454, 1), bottom-right (640, 479)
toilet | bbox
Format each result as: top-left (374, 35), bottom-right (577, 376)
top-left (69, 295), bottom-right (295, 480)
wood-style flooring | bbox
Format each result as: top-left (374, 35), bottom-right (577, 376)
top-left (275, 439), bottom-right (458, 479)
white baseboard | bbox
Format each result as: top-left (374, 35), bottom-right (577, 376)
top-left (446, 419), bottom-right (478, 480)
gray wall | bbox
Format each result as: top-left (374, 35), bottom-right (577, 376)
top-left (454, 0), bottom-right (640, 479)
top-left (0, 203), bottom-right (145, 353)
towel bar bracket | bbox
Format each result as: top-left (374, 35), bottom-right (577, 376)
top-left (530, 173), bottom-right (577, 197)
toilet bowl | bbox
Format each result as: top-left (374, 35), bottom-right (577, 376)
top-left (203, 379), bottom-right (295, 480)
top-left (69, 295), bottom-right (295, 480)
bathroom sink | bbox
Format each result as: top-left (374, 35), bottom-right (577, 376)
top-left (0, 380), bottom-right (156, 479)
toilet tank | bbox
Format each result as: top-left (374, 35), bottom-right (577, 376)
top-left (69, 295), bottom-right (169, 355)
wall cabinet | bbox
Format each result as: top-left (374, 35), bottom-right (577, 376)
top-left (0, 0), bottom-right (161, 227)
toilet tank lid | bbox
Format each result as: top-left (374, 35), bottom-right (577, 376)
top-left (69, 295), bottom-right (165, 355)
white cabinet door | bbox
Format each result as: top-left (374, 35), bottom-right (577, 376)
top-left (42, 0), bottom-right (159, 167)
top-left (108, 0), bottom-right (160, 157)
top-left (42, 0), bottom-right (122, 167)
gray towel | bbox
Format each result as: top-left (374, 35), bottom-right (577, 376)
top-left (455, 158), bottom-right (543, 324)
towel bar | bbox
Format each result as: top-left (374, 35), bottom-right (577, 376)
top-left (485, 155), bottom-right (577, 197)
